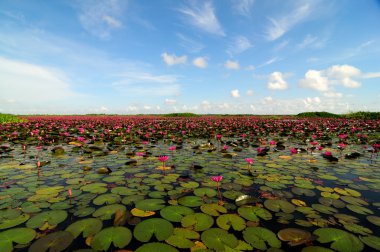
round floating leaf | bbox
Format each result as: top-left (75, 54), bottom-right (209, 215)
top-left (160, 205), bottom-right (194, 222)
top-left (367, 216), bottom-right (380, 226)
top-left (193, 188), bottom-right (217, 197)
top-left (346, 204), bottom-right (374, 215)
top-left (181, 213), bottom-right (214, 231)
top-left (312, 204), bottom-right (338, 215)
top-left (165, 228), bottom-right (200, 249)
top-left (243, 227), bottom-right (281, 250)
top-left (74, 207), bottom-right (95, 217)
top-left (342, 222), bottom-right (372, 235)
top-left (135, 199), bottom-right (166, 211)
top-left (340, 196), bottom-right (368, 206)
top-left (26, 210), bottom-right (67, 229)
top-left (93, 194), bottom-right (121, 206)
top-left (131, 208), bottom-right (155, 217)
top-left (277, 228), bottom-right (312, 246)
top-left (178, 196), bottom-right (203, 207)
top-left (80, 183), bottom-right (108, 194)
top-left (264, 199), bottom-right (296, 213)
top-left (0, 210), bottom-right (30, 229)
top-left (65, 218), bottom-right (102, 239)
top-left (238, 206), bottom-right (273, 221)
top-left (200, 203), bottom-right (227, 216)
top-left (91, 226), bottom-right (132, 251)
top-left (359, 235), bottom-right (380, 251)
top-left (134, 218), bottom-right (174, 242)
top-left (313, 228), bottom-right (364, 252)
top-left (216, 214), bottom-right (246, 231)
top-left (180, 181), bottom-right (199, 189)
top-left (201, 228), bottom-right (238, 251)
top-left (135, 242), bottom-right (179, 252)
top-left (92, 204), bottom-right (126, 220)
top-left (0, 227), bottom-right (36, 252)
top-left (28, 231), bottom-right (74, 252)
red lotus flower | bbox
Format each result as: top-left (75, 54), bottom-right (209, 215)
top-left (290, 148), bottom-right (297, 154)
top-left (310, 141), bottom-right (318, 146)
top-left (136, 152), bottom-right (144, 157)
top-left (337, 143), bottom-right (346, 149)
top-left (212, 175), bottom-right (223, 203)
top-left (269, 140), bottom-right (276, 145)
top-left (68, 188), bottom-right (72, 197)
top-left (323, 151), bottom-right (332, 156)
top-left (169, 146), bottom-right (176, 151)
top-left (223, 145), bottom-right (228, 150)
top-left (158, 156), bottom-right (169, 162)
top-left (216, 134), bottom-right (222, 140)
top-left (212, 175), bottom-right (223, 182)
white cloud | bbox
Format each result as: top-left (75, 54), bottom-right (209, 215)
top-left (267, 72), bottom-right (288, 90)
top-left (143, 105), bottom-right (151, 110)
top-left (178, 1), bottom-right (225, 36)
top-left (227, 36), bottom-right (252, 55)
top-left (77, 0), bottom-right (126, 38)
top-left (303, 96), bottom-right (321, 109)
top-left (177, 33), bottom-right (204, 53)
top-left (233, 0), bottom-right (255, 16)
top-left (165, 99), bottom-right (177, 106)
top-left (201, 100), bottom-right (211, 110)
top-left (265, 3), bottom-right (313, 41)
top-left (193, 57), bottom-right (208, 68)
top-left (323, 91), bottom-right (343, 98)
top-left (263, 96), bottom-right (273, 104)
top-left (297, 34), bottom-right (322, 49)
top-left (231, 89), bottom-right (240, 98)
top-left (327, 64), bottom-right (361, 79)
top-left (245, 65), bottom-right (255, 71)
top-left (161, 52), bottom-right (187, 66)
top-left (258, 57), bottom-right (280, 67)
top-left (0, 56), bottom-right (80, 103)
top-left (362, 72), bottom-right (380, 79)
top-left (224, 60), bottom-right (240, 70)
top-left (299, 70), bottom-right (329, 92)
top-left (246, 90), bottom-right (254, 96)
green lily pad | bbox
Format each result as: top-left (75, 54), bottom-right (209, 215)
top-left (93, 194), bottom-right (121, 206)
top-left (0, 227), bottom-right (36, 252)
top-left (243, 227), bottom-right (281, 250)
top-left (74, 207), bottom-right (95, 217)
top-left (264, 199), bottom-right (296, 213)
top-left (180, 181), bottom-right (199, 189)
top-left (194, 188), bottom-right (217, 197)
top-left (80, 183), bottom-right (108, 194)
top-left (277, 228), bottom-right (312, 246)
top-left (28, 231), bottom-right (74, 252)
top-left (346, 204), bottom-right (374, 215)
top-left (26, 210), bottom-right (67, 229)
top-left (160, 205), bottom-right (194, 222)
top-left (359, 235), bottom-right (380, 250)
top-left (181, 213), bottom-right (214, 231)
top-left (313, 228), bottom-right (364, 252)
top-left (216, 214), bottom-right (246, 231)
top-left (134, 218), bottom-right (174, 242)
top-left (342, 222), bottom-right (372, 235)
top-left (178, 196), bottom-right (203, 207)
top-left (135, 242), bottom-right (179, 252)
top-left (312, 204), bottom-right (338, 214)
top-left (165, 228), bottom-right (200, 249)
top-left (367, 215), bottom-right (380, 226)
top-left (340, 196), bottom-right (369, 206)
top-left (92, 204), bottom-right (126, 220)
top-left (200, 203), bottom-right (227, 216)
top-left (91, 226), bottom-right (132, 251)
top-left (0, 209), bottom-right (30, 229)
top-left (238, 206), bottom-right (273, 221)
top-left (66, 218), bottom-right (103, 238)
top-left (135, 199), bottom-right (166, 211)
top-left (201, 228), bottom-right (238, 251)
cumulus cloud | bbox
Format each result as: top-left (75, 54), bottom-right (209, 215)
top-left (224, 60), bottom-right (240, 70)
top-left (267, 72), bottom-right (288, 90)
top-left (165, 98), bottom-right (177, 105)
top-left (299, 70), bottom-right (329, 92)
top-left (230, 89), bottom-right (240, 98)
top-left (246, 90), bottom-right (254, 96)
top-left (178, 1), bottom-right (225, 36)
top-left (323, 91), bottom-right (343, 98)
top-left (161, 52), bottom-right (187, 66)
top-left (303, 97), bottom-right (321, 108)
top-left (193, 57), bottom-right (208, 68)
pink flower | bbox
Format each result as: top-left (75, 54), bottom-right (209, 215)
top-left (212, 175), bottom-right (223, 182)
top-left (158, 156), bottom-right (169, 162)
top-left (269, 140), bottom-right (276, 145)
top-left (310, 141), bottom-right (318, 146)
top-left (223, 145), bottom-right (228, 150)
top-left (245, 158), bottom-right (254, 164)
top-left (169, 146), bottom-right (176, 151)
top-left (338, 143), bottom-right (346, 149)
top-left (290, 148), bottom-right (297, 154)
top-left (136, 152), bottom-right (144, 157)
top-left (318, 146), bottom-right (324, 151)
top-left (257, 147), bottom-right (264, 153)
top-left (323, 151), bottom-right (332, 156)
top-left (338, 134), bottom-right (348, 139)
top-left (35, 146), bottom-right (42, 151)
top-left (142, 141), bottom-right (149, 145)
top-left (68, 188), bottom-right (72, 197)
top-left (312, 134), bottom-right (317, 139)
top-left (216, 134), bottom-right (222, 140)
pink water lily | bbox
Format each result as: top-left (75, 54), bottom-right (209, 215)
top-left (136, 152), bottom-right (144, 157)
top-left (245, 158), bottom-right (254, 164)
top-left (269, 140), bottom-right (276, 145)
top-left (212, 175), bottom-right (223, 204)
top-left (337, 143), bottom-right (346, 149)
top-left (158, 156), bottom-right (169, 162)
top-left (290, 148), bottom-right (298, 154)
top-left (323, 151), bottom-right (332, 157)
top-left (68, 188), bottom-right (72, 197)
top-left (223, 145), bottom-right (228, 150)
top-left (212, 175), bottom-right (223, 182)
top-left (169, 146), bottom-right (176, 151)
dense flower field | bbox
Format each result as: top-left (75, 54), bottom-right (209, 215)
top-left (0, 116), bottom-right (379, 252)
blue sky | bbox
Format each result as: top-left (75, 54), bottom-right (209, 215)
top-left (0, 0), bottom-right (379, 114)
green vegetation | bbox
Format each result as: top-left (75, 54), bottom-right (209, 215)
top-left (297, 111), bottom-right (380, 120)
top-left (0, 113), bottom-right (26, 124)
top-left (162, 113), bottom-right (200, 117)
top-left (297, 112), bottom-right (342, 118)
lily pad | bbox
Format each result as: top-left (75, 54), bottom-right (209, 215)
top-left (93, 194), bottom-right (121, 205)
top-left (80, 183), bottom-right (108, 194)
top-left (216, 214), bottom-right (246, 231)
top-left (277, 228), bottom-right (312, 246)
top-left (359, 235), bottom-right (380, 251)
top-left (367, 215), bottom-right (380, 226)
top-left (243, 227), bottom-right (282, 250)
top-left (165, 228), bottom-right (200, 249)
top-left (135, 199), bottom-right (166, 211)
top-left (264, 199), bottom-right (296, 213)
top-left (178, 196), bottom-right (203, 207)
top-left (201, 228), bottom-right (238, 251)
top-left (160, 205), bottom-right (194, 222)
top-left (346, 204), bottom-right (374, 215)
top-left (135, 242), bottom-right (179, 252)
top-left (0, 227), bottom-right (36, 252)
top-left (181, 213), bottom-right (214, 231)
top-left (313, 227), bottom-right (364, 252)
top-left (200, 203), bottom-right (227, 216)
top-left (28, 231), bottom-right (74, 252)
top-left (238, 206), bottom-right (273, 221)
top-left (91, 226), bottom-right (132, 251)
top-left (92, 204), bottom-right (126, 220)
top-left (65, 218), bottom-right (103, 238)
top-left (194, 188), bottom-right (217, 197)
top-left (26, 210), bottom-right (67, 229)
top-left (131, 208), bottom-right (156, 217)
top-left (134, 218), bottom-right (174, 242)
top-left (0, 209), bottom-right (30, 229)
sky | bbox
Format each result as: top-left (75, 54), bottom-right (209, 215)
top-left (0, 0), bottom-right (380, 115)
